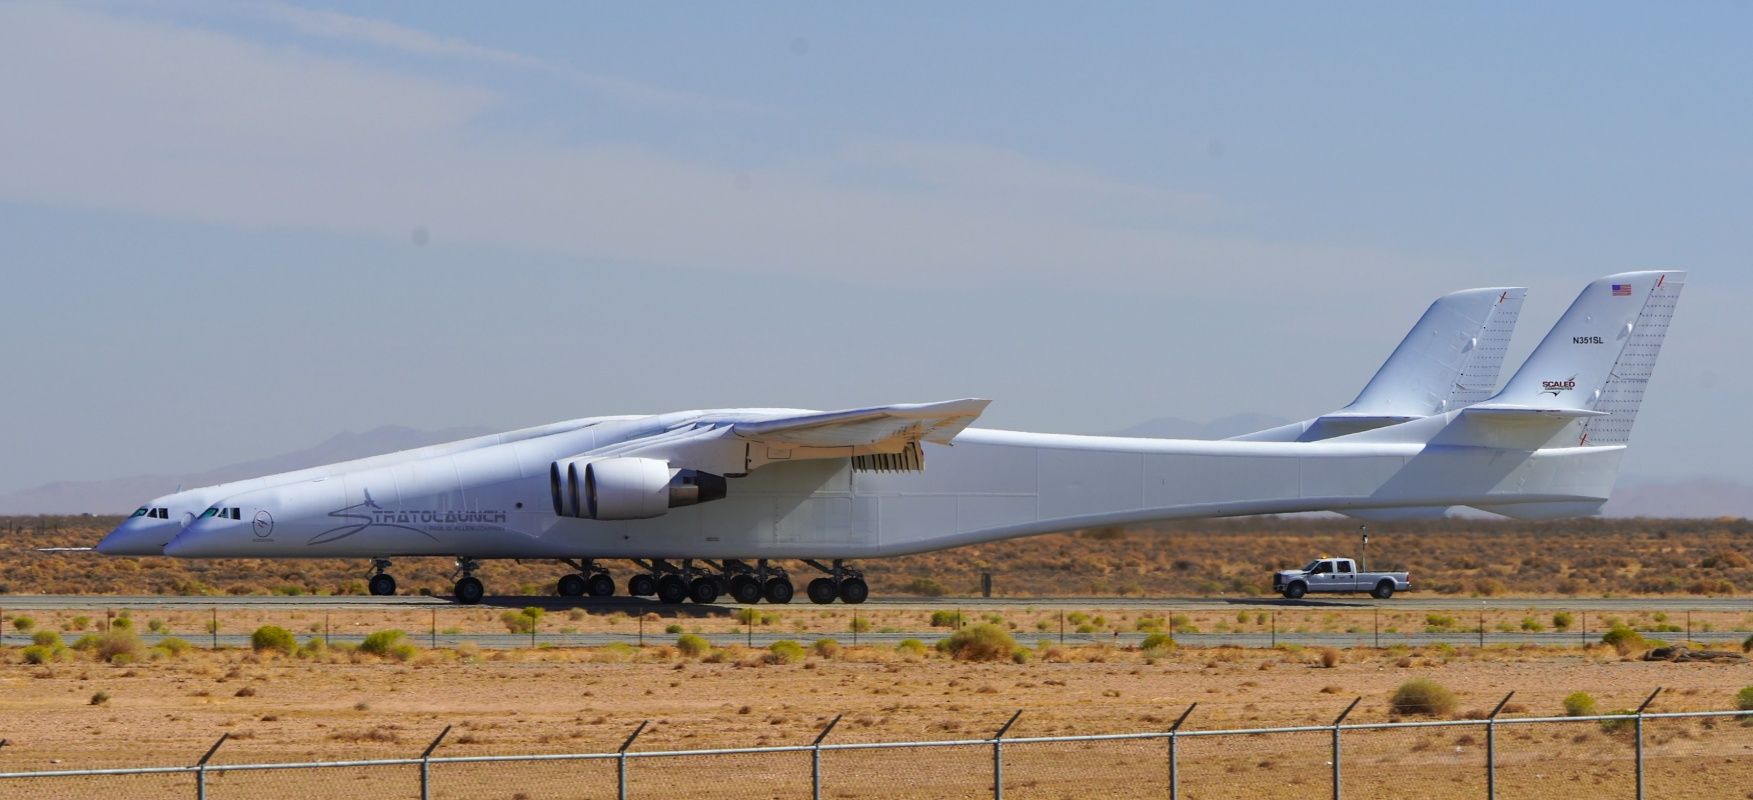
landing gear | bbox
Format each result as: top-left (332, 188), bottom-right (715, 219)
top-left (806, 577), bottom-right (838, 604)
top-left (728, 574), bottom-right (763, 604)
top-left (764, 577), bottom-right (794, 604)
top-left (628, 573), bottom-right (657, 597)
top-left (656, 574), bottom-right (688, 604)
top-left (367, 560), bottom-right (396, 596)
top-left (689, 576), bottom-right (722, 604)
top-left (557, 559), bottom-right (615, 598)
top-left (453, 558), bottom-right (485, 604)
top-left (802, 559), bottom-right (867, 604)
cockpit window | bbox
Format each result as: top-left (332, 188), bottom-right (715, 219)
top-left (200, 507), bottom-right (219, 519)
top-left (131, 507), bottom-right (150, 518)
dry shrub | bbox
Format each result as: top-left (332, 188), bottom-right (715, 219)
top-left (1318, 647), bottom-right (1341, 668)
top-left (939, 624), bottom-right (1017, 662)
top-left (1389, 678), bottom-right (1457, 717)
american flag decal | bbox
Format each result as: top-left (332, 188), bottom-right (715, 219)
top-left (1611, 283), bottom-right (1632, 296)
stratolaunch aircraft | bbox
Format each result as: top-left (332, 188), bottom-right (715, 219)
top-left (154, 273), bottom-right (1678, 607)
top-left (97, 285), bottom-right (1518, 568)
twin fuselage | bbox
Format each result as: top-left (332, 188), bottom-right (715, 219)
top-left (107, 410), bottom-right (1618, 563)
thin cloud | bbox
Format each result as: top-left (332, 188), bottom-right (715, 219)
top-left (240, 0), bottom-right (763, 114)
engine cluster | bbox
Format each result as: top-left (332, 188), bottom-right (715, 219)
top-left (549, 457), bottom-right (727, 520)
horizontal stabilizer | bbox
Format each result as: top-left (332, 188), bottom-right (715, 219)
top-left (1470, 501), bottom-right (1605, 519)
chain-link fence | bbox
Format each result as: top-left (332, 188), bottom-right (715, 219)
top-left (3, 705), bottom-right (1749, 799)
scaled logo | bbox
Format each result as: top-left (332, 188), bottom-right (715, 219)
top-left (252, 509), bottom-right (274, 539)
top-left (1540, 375), bottom-right (1578, 396)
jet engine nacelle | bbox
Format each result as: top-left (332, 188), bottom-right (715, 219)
top-left (549, 457), bottom-right (726, 520)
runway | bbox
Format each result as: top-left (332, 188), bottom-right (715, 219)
top-left (2, 593), bottom-right (1748, 612)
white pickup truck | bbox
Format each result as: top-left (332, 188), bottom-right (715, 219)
top-left (1273, 557), bottom-right (1410, 599)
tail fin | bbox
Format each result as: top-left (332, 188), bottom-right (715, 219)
top-left (1232, 287), bottom-right (1525, 441)
top-left (1478, 271), bottom-right (1684, 443)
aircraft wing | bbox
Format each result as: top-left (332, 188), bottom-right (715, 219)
top-left (731, 399), bottom-right (990, 449)
top-left (560, 399), bottom-right (991, 477)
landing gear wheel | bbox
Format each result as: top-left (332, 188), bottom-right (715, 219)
top-left (1371, 581), bottom-right (1395, 600)
top-left (368, 574), bottom-right (396, 596)
top-left (587, 573), bottom-right (616, 598)
top-left (629, 574), bottom-right (657, 597)
top-left (689, 576), bottom-right (722, 604)
top-left (764, 578), bottom-right (794, 604)
top-left (837, 577), bottom-right (869, 604)
top-left (454, 576), bottom-right (485, 605)
top-left (729, 574), bottom-right (763, 604)
top-left (656, 574), bottom-right (688, 604)
top-left (807, 577), bottom-right (839, 604)
top-left (557, 574), bottom-right (587, 597)
top-left (1282, 582), bottom-right (1306, 600)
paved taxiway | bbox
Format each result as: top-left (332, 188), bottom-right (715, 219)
top-left (2, 594), bottom-right (1748, 611)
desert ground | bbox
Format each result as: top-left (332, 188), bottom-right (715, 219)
top-left (5, 515), bottom-right (1753, 798)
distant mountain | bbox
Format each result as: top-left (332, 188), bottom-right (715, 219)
top-left (1107, 413), bottom-right (1292, 440)
top-left (1603, 477), bottom-right (1753, 519)
top-left (0, 425), bottom-right (495, 515)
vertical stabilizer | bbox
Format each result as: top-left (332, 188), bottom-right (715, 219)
top-left (1231, 286), bottom-right (1525, 442)
top-left (1342, 286), bottom-right (1526, 416)
top-left (1486, 271), bottom-right (1684, 433)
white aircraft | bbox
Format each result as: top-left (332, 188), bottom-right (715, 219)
top-left (95, 285), bottom-right (1517, 567)
top-left (160, 272), bottom-right (1682, 607)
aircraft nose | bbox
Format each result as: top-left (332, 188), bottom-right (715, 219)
top-left (96, 522), bottom-right (172, 556)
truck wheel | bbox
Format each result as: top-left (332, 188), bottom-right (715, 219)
top-left (1371, 580), bottom-right (1394, 599)
top-left (1282, 582), bottom-right (1306, 599)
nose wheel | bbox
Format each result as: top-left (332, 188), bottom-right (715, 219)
top-left (452, 558), bottom-right (485, 604)
top-left (366, 560), bottom-right (396, 596)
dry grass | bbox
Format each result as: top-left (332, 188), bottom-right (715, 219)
top-left (2, 515), bottom-right (1751, 597)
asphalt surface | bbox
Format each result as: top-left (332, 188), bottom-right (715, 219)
top-left (1, 594), bottom-right (1749, 611)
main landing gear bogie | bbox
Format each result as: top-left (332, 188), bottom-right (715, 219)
top-left (804, 559), bottom-right (867, 605)
top-left (556, 560), bottom-right (616, 598)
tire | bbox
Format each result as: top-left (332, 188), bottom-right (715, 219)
top-left (689, 576), bottom-right (721, 604)
top-left (656, 574), bottom-right (688, 604)
top-left (764, 578), bottom-right (794, 604)
top-left (729, 574), bottom-right (763, 604)
top-left (628, 574), bottom-right (657, 597)
top-left (806, 577), bottom-right (839, 604)
top-left (586, 573), bottom-right (616, 598)
top-left (556, 574), bottom-right (587, 597)
top-left (1371, 580), bottom-right (1395, 600)
top-left (837, 577), bottom-right (869, 604)
top-left (454, 576), bottom-right (485, 605)
top-left (368, 574), bottom-right (396, 597)
top-left (1282, 582), bottom-right (1306, 600)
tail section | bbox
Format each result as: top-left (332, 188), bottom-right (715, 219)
top-left (1233, 286), bottom-right (1525, 441)
top-left (1465, 271), bottom-right (1685, 447)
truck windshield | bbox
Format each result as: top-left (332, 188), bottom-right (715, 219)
top-left (1303, 560), bottom-right (1322, 572)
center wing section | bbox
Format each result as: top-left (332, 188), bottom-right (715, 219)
top-left (547, 399), bottom-right (990, 520)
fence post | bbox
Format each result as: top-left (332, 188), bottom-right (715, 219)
top-left (1634, 688), bottom-right (1661, 800)
top-left (811, 714), bottom-right (842, 800)
top-left (1168, 703), bottom-right (1197, 800)
top-left (1485, 691), bottom-right (1514, 800)
top-left (1270, 611), bottom-right (1276, 648)
top-left (210, 608), bottom-right (217, 650)
top-left (418, 725), bottom-right (450, 800)
top-left (1330, 698), bottom-right (1360, 800)
top-left (992, 710), bottom-right (1023, 800)
top-left (193, 732), bottom-right (228, 800)
top-left (617, 720), bottom-right (647, 800)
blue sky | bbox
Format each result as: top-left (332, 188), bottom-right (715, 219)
top-left (1, 1), bottom-right (1748, 494)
